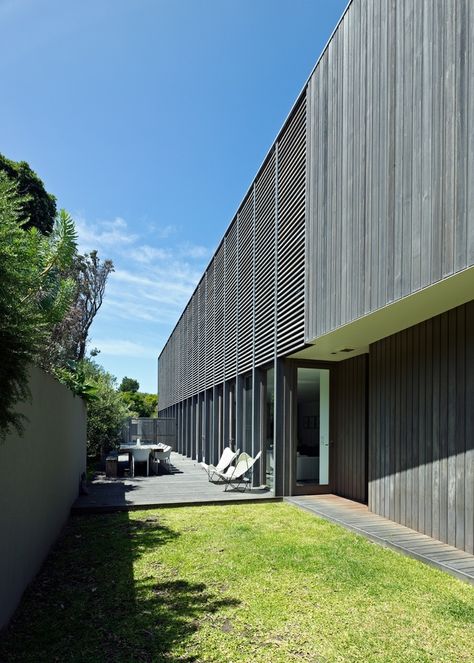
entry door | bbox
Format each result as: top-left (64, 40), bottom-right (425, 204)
top-left (293, 367), bottom-right (330, 494)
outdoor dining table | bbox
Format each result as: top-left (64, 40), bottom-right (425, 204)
top-left (119, 443), bottom-right (167, 476)
top-left (119, 443), bottom-right (166, 452)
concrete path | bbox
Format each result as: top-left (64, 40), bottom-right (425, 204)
top-left (73, 452), bottom-right (276, 513)
top-left (287, 494), bottom-right (474, 585)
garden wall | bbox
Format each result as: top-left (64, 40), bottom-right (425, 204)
top-left (0, 365), bottom-right (87, 629)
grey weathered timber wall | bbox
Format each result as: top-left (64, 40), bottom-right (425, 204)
top-left (306, 0), bottom-right (474, 341)
top-left (158, 95), bottom-right (307, 411)
top-left (0, 366), bottom-right (87, 629)
top-left (368, 301), bottom-right (474, 553)
top-left (333, 354), bottom-right (368, 503)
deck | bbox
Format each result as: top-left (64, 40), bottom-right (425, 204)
top-left (287, 494), bottom-right (474, 585)
top-left (73, 452), bottom-right (277, 513)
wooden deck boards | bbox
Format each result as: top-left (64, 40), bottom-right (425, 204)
top-left (287, 494), bottom-right (474, 585)
top-left (72, 453), bottom-right (277, 513)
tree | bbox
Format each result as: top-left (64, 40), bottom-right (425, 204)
top-left (81, 360), bottom-right (131, 456)
top-left (119, 377), bottom-right (139, 393)
top-left (74, 251), bottom-right (114, 360)
top-left (39, 250), bottom-right (114, 370)
top-left (118, 376), bottom-right (157, 418)
top-left (120, 391), bottom-right (158, 418)
top-left (142, 392), bottom-right (158, 416)
top-left (0, 174), bottom-right (77, 438)
top-left (0, 153), bottom-right (56, 235)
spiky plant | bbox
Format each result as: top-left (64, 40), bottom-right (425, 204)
top-left (0, 175), bottom-right (78, 440)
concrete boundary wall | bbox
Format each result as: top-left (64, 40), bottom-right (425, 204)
top-left (0, 365), bottom-right (87, 629)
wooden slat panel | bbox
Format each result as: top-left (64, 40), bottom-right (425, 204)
top-left (224, 219), bottom-right (238, 380)
top-left (254, 152), bottom-right (276, 367)
top-left (277, 97), bottom-right (306, 356)
top-left (205, 263), bottom-right (215, 389)
top-left (197, 277), bottom-right (206, 393)
top-left (465, 301), bottom-right (474, 554)
top-left (334, 354), bottom-right (368, 503)
top-left (237, 193), bottom-right (255, 374)
top-left (306, 0), bottom-right (474, 342)
top-left (368, 301), bottom-right (474, 553)
top-left (213, 243), bottom-right (225, 383)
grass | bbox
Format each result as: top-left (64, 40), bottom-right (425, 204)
top-left (1, 503), bottom-right (473, 662)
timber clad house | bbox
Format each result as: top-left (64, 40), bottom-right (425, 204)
top-left (158, 0), bottom-right (474, 554)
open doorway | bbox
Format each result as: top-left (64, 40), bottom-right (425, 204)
top-left (293, 367), bottom-right (330, 494)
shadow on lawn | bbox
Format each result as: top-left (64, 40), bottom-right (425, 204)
top-left (0, 512), bottom-right (239, 663)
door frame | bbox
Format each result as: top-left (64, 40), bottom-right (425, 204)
top-left (289, 359), bottom-right (335, 496)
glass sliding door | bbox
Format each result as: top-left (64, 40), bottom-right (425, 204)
top-left (228, 380), bottom-right (236, 451)
top-left (265, 366), bottom-right (275, 490)
top-left (295, 367), bottom-right (330, 489)
top-left (242, 374), bottom-right (253, 454)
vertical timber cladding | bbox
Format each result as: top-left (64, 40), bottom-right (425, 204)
top-left (333, 354), bottom-right (368, 503)
top-left (369, 302), bottom-right (474, 554)
top-left (306, 0), bottom-right (474, 342)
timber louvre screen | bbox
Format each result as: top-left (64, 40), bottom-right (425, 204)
top-left (224, 220), bottom-right (238, 378)
top-left (237, 193), bottom-right (255, 375)
top-left (158, 94), bottom-right (308, 410)
top-left (214, 242), bottom-right (226, 384)
top-left (276, 96), bottom-right (307, 357)
top-left (254, 152), bottom-right (276, 366)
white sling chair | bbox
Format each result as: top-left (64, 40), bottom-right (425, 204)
top-left (150, 445), bottom-right (172, 474)
top-left (131, 447), bottom-right (150, 477)
top-left (200, 446), bottom-right (239, 482)
top-left (215, 451), bottom-right (262, 492)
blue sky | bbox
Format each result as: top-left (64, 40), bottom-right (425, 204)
top-left (1, 0), bottom-right (348, 393)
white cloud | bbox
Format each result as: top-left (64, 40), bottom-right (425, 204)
top-left (74, 213), bottom-right (213, 363)
top-left (102, 297), bottom-right (160, 323)
top-left (74, 215), bottom-right (138, 253)
top-left (92, 339), bottom-right (158, 359)
top-left (179, 243), bottom-right (211, 259)
top-left (128, 245), bottom-right (172, 264)
top-left (156, 224), bottom-right (177, 239)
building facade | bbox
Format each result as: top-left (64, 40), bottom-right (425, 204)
top-left (158, 0), bottom-right (474, 553)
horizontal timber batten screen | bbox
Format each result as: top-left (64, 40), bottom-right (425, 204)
top-left (158, 94), bottom-right (307, 410)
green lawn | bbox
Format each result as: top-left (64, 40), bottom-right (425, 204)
top-left (1, 503), bottom-right (473, 662)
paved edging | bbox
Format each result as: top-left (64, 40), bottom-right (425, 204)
top-left (286, 496), bottom-right (474, 586)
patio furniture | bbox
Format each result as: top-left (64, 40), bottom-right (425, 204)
top-left (200, 446), bottom-right (239, 482)
top-left (215, 450), bottom-right (262, 492)
top-left (105, 451), bottom-right (133, 478)
top-left (105, 452), bottom-right (119, 478)
top-left (150, 445), bottom-right (172, 474)
top-left (130, 447), bottom-right (151, 477)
